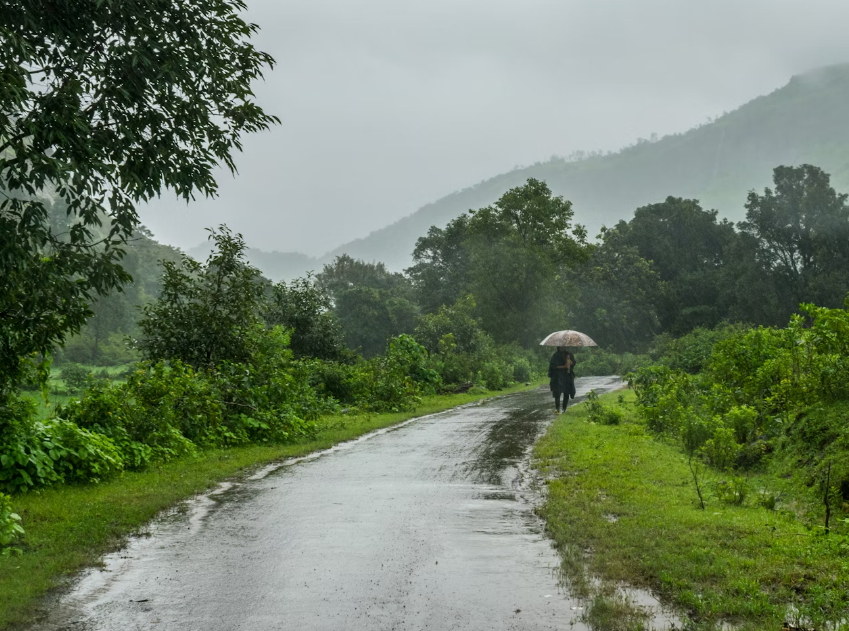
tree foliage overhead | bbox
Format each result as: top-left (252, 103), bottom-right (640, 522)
top-left (0, 0), bottom-right (277, 399)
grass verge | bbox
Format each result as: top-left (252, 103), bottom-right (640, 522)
top-left (1, 381), bottom-right (542, 629)
top-left (534, 390), bottom-right (849, 631)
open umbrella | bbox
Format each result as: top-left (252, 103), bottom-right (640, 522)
top-left (539, 330), bottom-right (597, 347)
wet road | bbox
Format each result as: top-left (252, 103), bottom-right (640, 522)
top-left (34, 377), bottom-right (623, 631)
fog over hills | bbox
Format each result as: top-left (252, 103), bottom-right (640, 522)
top-left (227, 63), bottom-right (849, 280)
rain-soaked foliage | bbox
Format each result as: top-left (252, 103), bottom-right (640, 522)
top-left (4, 164), bottom-right (849, 560)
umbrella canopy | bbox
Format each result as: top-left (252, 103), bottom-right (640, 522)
top-left (539, 330), bottom-right (597, 347)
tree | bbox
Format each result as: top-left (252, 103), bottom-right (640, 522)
top-left (412, 297), bottom-right (493, 357)
top-left (318, 256), bottom-right (419, 357)
top-left (0, 0), bottom-right (277, 401)
top-left (611, 197), bottom-right (738, 334)
top-left (265, 275), bottom-right (347, 361)
top-left (569, 228), bottom-right (663, 352)
top-left (318, 255), bottom-right (410, 298)
top-left (407, 216), bottom-right (471, 314)
top-left (409, 179), bottom-right (589, 346)
top-left (739, 165), bottom-right (849, 316)
top-left (137, 227), bottom-right (266, 369)
top-left (334, 287), bottom-right (418, 358)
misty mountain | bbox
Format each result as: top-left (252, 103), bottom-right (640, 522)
top-left (202, 63), bottom-right (849, 279)
top-left (323, 63), bottom-right (849, 271)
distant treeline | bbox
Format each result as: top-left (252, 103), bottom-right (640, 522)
top-left (314, 163), bottom-right (849, 360)
top-left (66, 163), bottom-right (849, 368)
top-left (3, 162), bottom-right (848, 520)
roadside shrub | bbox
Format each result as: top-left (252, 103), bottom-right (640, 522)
top-left (680, 413), bottom-right (715, 458)
top-left (301, 359), bottom-right (367, 406)
top-left (41, 420), bottom-right (124, 484)
top-left (123, 361), bottom-right (219, 451)
top-left (415, 301), bottom-right (515, 387)
top-left (54, 378), bottom-right (154, 469)
top-left (699, 425), bottom-right (741, 471)
top-left (630, 301), bottom-right (849, 511)
top-left (359, 336), bottom-right (426, 412)
top-left (214, 345), bottom-right (322, 443)
top-left (713, 477), bottom-right (750, 506)
top-left (59, 363), bottom-right (205, 461)
top-left (478, 359), bottom-right (512, 390)
top-left (303, 335), bottom-right (440, 412)
top-left (0, 416), bottom-right (124, 492)
top-left (654, 323), bottom-right (750, 374)
top-left (0, 429), bottom-right (61, 493)
top-left (585, 390), bottom-right (624, 426)
top-left (386, 334), bottom-right (440, 392)
top-left (0, 493), bottom-right (24, 554)
top-left (630, 367), bottom-right (700, 435)
top-left (724, 405), bottom-right (759, 444)
top-left (0, 397), bottom-right (61, 492)
top-left (361, 360), bottom-right (419, 412)
top-left (59, 327), bottom-right (322, 457)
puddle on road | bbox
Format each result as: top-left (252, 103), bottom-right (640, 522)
top-left (464, 377), bottom-right (684, 630)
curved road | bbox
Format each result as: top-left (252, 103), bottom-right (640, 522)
top-left (34, 377), bottom-right (623, 631)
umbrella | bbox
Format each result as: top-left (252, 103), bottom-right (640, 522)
top-left (539, 330), bottom-right (597, 347)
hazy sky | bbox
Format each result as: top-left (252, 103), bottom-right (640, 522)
top-left (140, 0), bottom-right (849, 257)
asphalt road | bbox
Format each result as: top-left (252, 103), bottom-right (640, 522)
top-left (34, 377), bottom-right (624, 631)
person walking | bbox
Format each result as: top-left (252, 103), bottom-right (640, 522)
top-left (548, 345), bottom-right (576, 413)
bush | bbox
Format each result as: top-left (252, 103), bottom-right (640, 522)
top-left (653, 323), bottom-right (750, 374)
top-left (357, 335), bottom-right (432, 412)
top-left (415, 310), bottom-right (539, 390)
top-left (61, 363), bottom-right (91, 394)
top-left (585, 390), bottom-right (624, 425)
top-left (699, 425), bottom-right (741, 471)
top-left (42, 420), bottom-right (124, 483)
top-left (629, 301), bottom-right (849, 507)
top-left (0, 415), bottom-right (124, 493)
top-left (0, 493), bottom-right (24, 554)
top-left (478, 359), bottom-right (512, 390)
top-left (301, 359), bottom-right (366, 406)
top-left (0, 396), bottom-right (61, 492)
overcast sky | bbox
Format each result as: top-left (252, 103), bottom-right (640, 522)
top-left (139, 0), bottom-right (849, 257)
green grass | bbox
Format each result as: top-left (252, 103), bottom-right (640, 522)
top-left (0, 381), bottom-right (542, 629)
top-left (534, 391), bottom-right (849, 631)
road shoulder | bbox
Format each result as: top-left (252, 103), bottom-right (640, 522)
top-left (533, 389), bottom-right (849, 631)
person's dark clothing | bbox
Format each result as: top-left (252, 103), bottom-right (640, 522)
top-left (548, 350), bottom-right (576, 410)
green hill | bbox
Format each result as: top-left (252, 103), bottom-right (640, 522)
top-left (320, 63), bottom-right (849, 271)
